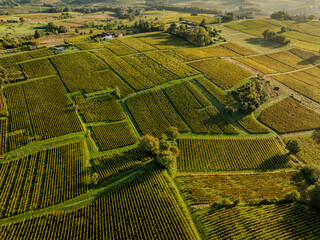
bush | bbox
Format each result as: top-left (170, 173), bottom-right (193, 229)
top-left (301, 165), bottom-right (320, 184)
top-left (283, 190), bottom-right (301, 202)
top-left (139, 135), bottom-right (159, 155)
top-left (164, 126), bottom-right (179, 140)
top-left (307, 181), bottom-right (320, 209)
top-left (92, 172), bottom-right (99, 185)
top-left (286, 140), bottom-right (300, 154)
top-left (156, 151), bottom-right (176, 170)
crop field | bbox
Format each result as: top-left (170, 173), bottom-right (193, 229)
top-left (3, 85), bottom-right (32, 133)
top-left (189, 59), bottom-right (252, 89)
top-left (74, 94), bottom-right (126, 123)
top-left (0, 56), bottom-right (24, 80)
top-left (273, 74), bottom-right (320, 103)
top-left (92, 149), bottom-right (152, 183)
top-left (289, 48), bottom-right (320, 65)
top-left (93, 49), bottom-right (155, 90)
top-left (196, 203), bottom-right (320, 239)
top-left (304, 67), bottom-right (320, 78)
top-left (222, 42), bottom-right (256, 55)
top-left (195, 76), bottom-right (237, 106)
top-left (0, 171), bottom-right (196, 240)
top-left (178, 138), bottom-right (292, 172)
top-left (126, 89), bottom-right (190, 137)
top-left (91, 121), bottom-right (138, 150)
top-left (177, 171), bottom-right (305, 205)
top-left (145, 51), bottom-right (199, 79)
top-left (136, 32), bottom-right (192, 49)
top-left (285, 71), bottom-right (320, 89)
top-left (201, 45), bottom-right (239, 57)
top-left (50, 52), bottom-right (110, 93)
top-left (235, 57), bottom-right (278, 74)
top-left (118, 37), bottom-right (156, 52)
top-left (23, 76), bottom-right (84, 140)
top-left (74, 42), bottom-right (103, 50)
top-left (249, 55), bottom-right (294, 73)
top-left (0, 119), bottom-right (7, 155)
top-left (260, 98), bottom-right (320, 133)
top-left (284, 134), bottom-right (320, 166)
top-left (20, 58), bottom-right (56, 79)
top-left (237, 114), bottom-right (270, 134)
top-left (27, 48), bottom-right (54, 58)
top-left (106, 39), bottom-right (138, 56)
top-left (7, 131), bottom-right (32, 152)
top-left (282, 31), bottom-right (320, 45)
top-left (0, 141), bottom-right (87, 217)
top-left (266, 51), bottom-right (311, 69)
top-left (164, 82), bottom-right (237, 134)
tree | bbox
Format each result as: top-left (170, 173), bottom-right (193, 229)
top-left (34, 30), bottom-right (42, 39)
top-left (286, 140), bottom-right (300, 154)
top-left (159, 139), bottom-right (171, 151)
top-left (200, 18), bottom-right (206, 27)
top-left (169, 145), bottom-right (180, 157)
top-left (156, 151), bottom-right (176, 170)
top-left (164, 126), bottom-right (179, 140)
top-left (167, 23), bottom-right (177, 34)
top-left (89, 29), bottom-right (93, 34)
top-left (271, 11), bottom-right (292, 20)
top-left (91, 173), bottom-right (99, 185)
top-left (301, 165), bottom-right (320, 184)
top-left (139, 135), bottom-right (159, 155)
top-left (179, 17), bottom-right (184, 21)
top-left (308, 14), bottom-right (317, 21)
top-left (283, 190), bottom-right (301, 202)
top-left (307, 181), bottom-right (320, 209)
top-left (19, 17), bottom-right (25, 23)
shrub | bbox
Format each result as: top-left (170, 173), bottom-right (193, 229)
top-left (92, 173), bottom-right (99, 185)
top-left (156, 151), bottom-right (176, 170)
top-left (114, 86), bottom-right (121, 99)
top-left (301, 165), bottom-right (320, 184)
top-left (139, 135), bottom-right (159, 155)
top-left (164, 126), bottom-right (179, 140)
top-left (286, 140), bottom-right (301, 154)
top-left (283, 190), bottom-right (301, 202)
top-left (307, 181), bottom-right (320, 209)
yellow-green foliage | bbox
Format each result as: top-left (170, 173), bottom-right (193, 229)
top-left (190, 58), bottom-right (252, 89)
top-left (235, 57), bottom-right (278, 74)
top-left (0, 119), bottom-right (7, 155)
top-left (106, 39), bottom-right (137, 56)
top-left (284, 134), bottom-right (320, 166)
top-left (92, 148), bottom-right (152, 183)
top-left (196, 203), bottom-right (320, 239)
top-left (118, 37), bottom-right (156, 52)
top-left (74, 42), bottom-right (103, 50)
top-left (178, 137), bottom-right (291, 172)
top-left (249, 55), bottom-right (294, 72)
top-left (27, 48), bottom-right (54, 58)
top-left (177, 171), bottom-right (305, 204)
top-left (222, 42), bottom-right (256, 55)
top-left (289, 48), bottom-right (320, 65)
top-left (201, 45), bottom-right (239, 57)
top-left (286, 71), bottom-right (320, 88)
top-left (260, 97), bottom-right (320, 133)
top-left (91, 121), bottom-right (138, 150)
top-left (74, 94), bottom-right (126, 123)
top-left (238, 114), bottom-right (270, 134)
top-left (196, 76), bottom-right (237, 106)
top-left (273, 75), bottom-right (320, 103)
top-left (20, 58), bottom-right (56, 79)
top-left (266, 51), bottom-right (311, 69)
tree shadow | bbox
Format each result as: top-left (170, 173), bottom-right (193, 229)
top-left (312, 129), bottom-right (320, 144)
top-left (258, 154), bottom-right (291, 170)
top-left (245, 37), bottom-right (286, 49)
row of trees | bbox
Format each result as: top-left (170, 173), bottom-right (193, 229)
top-left (271, 11), bottom-right (319, 21)
top-left (262, 29), bottom-right (291, 45)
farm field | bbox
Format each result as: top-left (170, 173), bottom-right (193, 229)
top-left (196, 203), bottom-right (320, 240)
top-left (0, 15), bottom-right (320, 239)
top-left (177, 138), bottom-right (292, 172)
top-left (177, 171), bottom-right (305, 205)
top-left (260, 98), bottom-right (320, 133)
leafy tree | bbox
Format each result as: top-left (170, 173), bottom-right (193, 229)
top-left (200, 18), bottom-right (206, 27)
top-left (286, 140), bottom-right (300, 155)
top-left (159, 139), bottom-right (171, 151)
top-left (270, 11), bottom-right (292, 20)
top-left (156, 151), bottom-right (176, 170)
top-left (301, 165), bottom-right (320, 184)
top-left (34, 30), bottom-right (42, 39)
top-left (169, 145), bottom-right (180, 157)
top-left (307, 181), bottom-right (320, 209)
top-left (139, 135), bottom-right (159, 155)
top-left (114, 86), bottom-right (121, 98)
top-left (283, 190), bottom-right (301, 202)
top-left (19, 17), bottom-right (25, 23)
top-left (179, 17), bottom-right (184, 21)
top-left (307, 14), bottom-right (317, 21)
top-left (164, 126), bottom-right (179, 140)
top-left (91, 173), bottom-right (99, 185)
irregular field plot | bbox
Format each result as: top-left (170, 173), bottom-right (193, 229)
top-left (237, 114), bottom-right (270, 134)
top-left (20, 58), bottom-right (56, 79)
top-left (74, 94), bottom-right (126, 123)
top-left (105, 39), bottom-right (137, 56)
top-left (74, 41), bottom-right (103, 50)
top-left (92, 148), bottom-right (152, 183)
top-left (260, 98), bottom-right (320, 133)
top-left (0, 142), bottom-right (87, 218)
top-left (177, 171), bottom-right (305, 205)
top-left (289, 48), bottom-right (320, 65)
top-left (91, 121), bottom-right (138, 150)
top-left (284, 134), bottom-right (320, 166)
top-left (266, 51), bottom-right (311, 69)
top-left (27, 48), bottom-right (54, 58)
top-left (0, 171), bottom-right (196, 240)
top-left (249, 55), bottom-right (294, 73)
top-left (189, 59), bottom-right (252, 89)
top-left (0, 119), bottom-right (7, 155)
top-left (126, 89), bottom-right (190, 138)
top-left (178, 138), bottom-right (292, 172)
top-left (222, 42), bottom-right (256, 55)
top-left (197, 203), bottom-right (320, 240)
top-left (235, 57), bottom-right (278, 74)
top-left (118, 37), bottom-right (156, 52)
top-left (7, 131), bottom-right (32, 152)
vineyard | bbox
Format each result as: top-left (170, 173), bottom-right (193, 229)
top-left (118, 37), bottom-right (156, 52)
top-left (178, 138), bottom-right (292, 172)
top-left (92, 149), bottom-right (152, 183)
top-left (177, 171), bottom-right (305, 205)
top-left (74, 94), bottom-right (126, 123)
top-left (189, 58), bottom-right (252, 89)
top-left (105, 39), bottom-right (138, 56)
top-left (237, 114), bottom-right (270, 134)
top-left (91, 121), bottom-right (138, 150)
top-left (0, 171), bottom-right (196, 240)
top-left (260, 97), bottom-right (320, 133)
top-left (196, 203), bottom-right (320, 239)
top-left (0, 141), bottom-right (87, 217)
top-left (20, 58), bottom-right (56, 79)
top-left (0, 119), bottom-right (7, 155)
